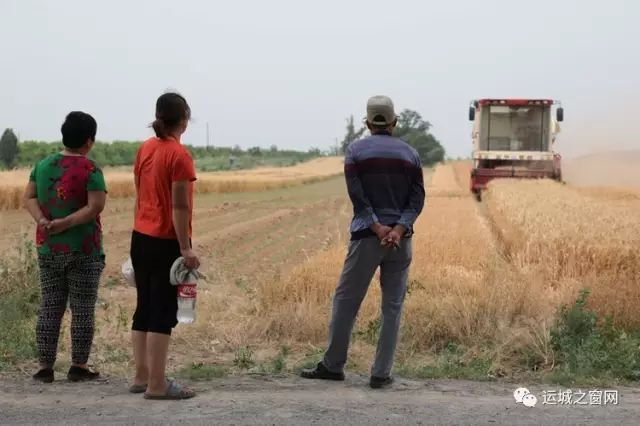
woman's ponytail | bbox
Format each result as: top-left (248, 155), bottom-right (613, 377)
top-left (152, 118), bottom-right (167, 139)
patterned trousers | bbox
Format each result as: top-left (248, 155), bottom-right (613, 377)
top-left (36, 253), bottom-right (104, 365)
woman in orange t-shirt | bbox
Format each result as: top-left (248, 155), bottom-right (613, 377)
top-left (129, 93), bottom-right (199, 400)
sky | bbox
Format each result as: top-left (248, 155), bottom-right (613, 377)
top-left (2, 0), bottom-right (639, 159)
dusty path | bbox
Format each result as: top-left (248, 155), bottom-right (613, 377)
top-left (2, 374), bottom-right (640, 425)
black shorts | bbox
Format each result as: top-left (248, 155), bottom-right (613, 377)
top-left (130, 231), bottom-right (180, 335)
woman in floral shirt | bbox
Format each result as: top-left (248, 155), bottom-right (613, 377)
top-left (23, 111), bottom-right (107, 383)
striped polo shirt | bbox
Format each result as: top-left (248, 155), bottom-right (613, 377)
top-left (344, 132), bottom-right (426, 240)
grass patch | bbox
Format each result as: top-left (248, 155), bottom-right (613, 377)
top-left (546, 289), bottom-right (640, 386)
top-left (105, 277), bottom-right (118, 289)
top-left (102, 345), bottom-right (130, 364)
top-left (293, 346), bottom-right (324, 372)
top-left (0, 238), bottom-right (40, 370)
top-left (354, 317), bottom-right (381, 346)
top-left (177, 362), bottom-right (228, 380)
top-left (233, 346), bottom-right (255, 370)
top-left (0, 296), bottom-right (38, 369)
top-left (256, 345), bottom-right (291, 374)
top-left (234, 277), bottom-right (252, 293)
top-left (397, 343), bottom-right (493, 381)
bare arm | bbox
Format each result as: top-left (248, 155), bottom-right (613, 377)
top-left (172, 180), bottom-right (191, 251)
top-left (172, 180), bottom-right (200, 269)
top-left (47, 191), bottom-right (107, 234)
top-left (23, 182), bottom-right (49, 227)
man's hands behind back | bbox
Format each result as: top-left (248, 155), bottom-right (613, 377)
top-left (370, 223), bottom-right (406, 249)
top-left (371, 223), bottom-right (392, 241)
top-left (382, 225), bottom-right (406, 248)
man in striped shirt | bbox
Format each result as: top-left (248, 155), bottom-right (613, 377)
top-left (302, 96), bottom-right (425, 389)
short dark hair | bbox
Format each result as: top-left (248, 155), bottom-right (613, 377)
top-left (61, 111), bottom-right (97, 149)
top-left (368, 118), bottom-right (397, 134)
top-left (152, 92), bottom-right (191, 139)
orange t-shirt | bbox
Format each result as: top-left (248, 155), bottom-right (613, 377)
top-left (133, 137), bottom-right (197, 239)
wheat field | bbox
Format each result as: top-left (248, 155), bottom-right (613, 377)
top-left (199, 162), bottom-right (640, 374)
top-left (0, 157), bottom-right (344, 210)
top-left (3, 158), bottom-right (639, 378)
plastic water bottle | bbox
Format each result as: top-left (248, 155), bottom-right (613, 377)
top-left (121, 257), bottom-right (136, 287)
top-left (176, 272), bottom-right (198, 324)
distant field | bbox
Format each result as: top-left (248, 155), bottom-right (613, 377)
top-left (0, 157), bottom-right (344, 210)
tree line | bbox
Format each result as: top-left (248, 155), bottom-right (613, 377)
top-left (0, 129), bottom-right (322, 170)
top-left (1, 108), bottom-right (445, 170)
top-left (339, 109), bottom-right (446, 166)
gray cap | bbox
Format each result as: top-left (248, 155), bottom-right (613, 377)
top-left (366, 95), bottom-right (397, 126)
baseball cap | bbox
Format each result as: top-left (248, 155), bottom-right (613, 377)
top-left (366, 96), bottom-right (397, 126)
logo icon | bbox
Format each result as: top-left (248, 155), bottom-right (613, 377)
top-left (522, 393), bottom-right (538, 408)
top-left (178, 284), bottom-right (197, 298)
top-left (513, 387), bottom-right (530, 403)
top-left (514, 387), bottom-right (537, 408)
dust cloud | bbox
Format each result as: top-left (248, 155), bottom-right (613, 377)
top-left (564, 150), bottom-right (640, 188)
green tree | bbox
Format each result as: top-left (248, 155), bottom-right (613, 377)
top-left (394, 109), bottom-right (445, 166)
top-left (394, 110), bottom-right (432, 137)
top-left (340, 115), bottom-right (366, 154)
top-left (0, 128), bottom-right (19, 168)
top-left (247, 146), bottom-right (262, 156)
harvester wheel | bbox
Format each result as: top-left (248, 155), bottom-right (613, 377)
top-left (552, 171), bottom-right (563, 183)
top-left (473, 190), bottom-right (482, 202)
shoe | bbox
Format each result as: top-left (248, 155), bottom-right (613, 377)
top-left (33, 368), bottom-right (54, 383)
top-left (370, 376), bottom-right (394, 389)
top-left (67, 366), bottom-right (100, 382)
top-left (300, 362), bottom-right (345, 381)
top-left (144, 380), bottom-right (196, 400)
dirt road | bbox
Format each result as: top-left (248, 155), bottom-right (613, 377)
top-left (2, 374), bottom-right (640, 425)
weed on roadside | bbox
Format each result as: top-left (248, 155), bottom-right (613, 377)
top-left (177, 362), bottom-right (227, 380)
top-left (547, 289), bottom-right (640, 386)
top-left (0, 239), bottom-right (40, 370)
top-left (258, 345), bottom-right (291, 374)
top-left (294, 346), bottom-right (324, 372)
top-left (354, 317), bottom-right (381, 346)
top-left (398, 343), bottom-right (493, 381)
top-left (233, 346), bottom-right (255, 369)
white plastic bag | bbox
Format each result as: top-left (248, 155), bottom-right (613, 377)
top-left (121, 257), bottom-right (136, 287)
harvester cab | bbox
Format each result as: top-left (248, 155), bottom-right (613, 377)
top-left (468, 99), bottom-right (564, 200)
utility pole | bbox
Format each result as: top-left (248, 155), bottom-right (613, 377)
top-left (206, 122), bottom-right (210, 152)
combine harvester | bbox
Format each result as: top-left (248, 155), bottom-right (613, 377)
top-left (468, 99), bottom-right (564, 200)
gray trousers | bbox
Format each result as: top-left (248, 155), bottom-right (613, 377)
top-left (322, 236), bottom-right (412, 378)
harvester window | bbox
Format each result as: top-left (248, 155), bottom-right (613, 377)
top-left (480, 106), bottom-right (549, 152)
